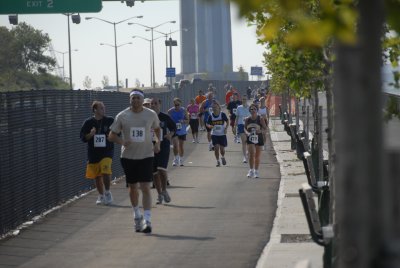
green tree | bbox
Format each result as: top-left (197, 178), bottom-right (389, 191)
top-left (11, 22), bottom-right (55, 73)
top-left (101, 75), bottom-right (110, 88)
top-left (83, 76), bottom-right (92, 89)
top-left (0, 23), bottom-right (66, 91)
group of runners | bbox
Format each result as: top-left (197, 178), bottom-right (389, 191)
top-left (79, 85), bottom-right (269, 234)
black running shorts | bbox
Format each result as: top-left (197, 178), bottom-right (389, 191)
top-left (121, 157), bottom-right (154, 184)
top-left (211, 135), bottom-right (227, 147)
top-left (153, 143), bottom-right (170, 173)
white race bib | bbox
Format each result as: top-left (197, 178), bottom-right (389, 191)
top-left (94, 134), bottom-right (106, 147)
top-left (176, 122), bottom-right (182, 130)
top-left (191, 113), bottom-right (198, 119)
top-left (208, 107), bottom-right (213, 113)
top-left (249, 134), bottom-right (259, 144)
top-left (214, 125), bottom-right (223, 132)
top-left (130, 127), bottom-right (145, 142)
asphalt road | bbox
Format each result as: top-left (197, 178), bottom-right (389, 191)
top-left (0, 125), bottom-right (281, 268)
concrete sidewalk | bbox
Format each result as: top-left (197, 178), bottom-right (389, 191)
top-left (257, 118), bottom-right (323, 268)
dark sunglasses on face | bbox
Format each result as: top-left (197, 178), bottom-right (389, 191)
top-left (250, 108), bottom-right (256, 111)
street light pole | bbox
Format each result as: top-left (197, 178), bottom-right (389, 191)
top-left (151, 28), bottom-right (155, 87)
top-left (67, 14), bottom-right (73, 89)
top-left (85, 16), bottom-right (143, 91)
top-left (128, 20), bottom-right (176, 88)
top-left (113, 23), bottom-right (119, 91)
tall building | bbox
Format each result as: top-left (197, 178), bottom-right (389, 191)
top-left (180, 0), bottom-right (240, 80)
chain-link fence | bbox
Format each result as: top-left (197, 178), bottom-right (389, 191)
top-left (0, 80), bottom-right (266, 236)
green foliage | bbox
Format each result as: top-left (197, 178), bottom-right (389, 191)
top-left (383, 95), bottom-right (400, 121)
top-left (0, 23), bottom-right (66, 91)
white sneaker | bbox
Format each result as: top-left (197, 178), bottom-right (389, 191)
top-left (134, 215), bottom-right (145, 232)
top-left (237, 138), bottom-right (241, 144)
top-left (209, 143), bottom-right (214, 151)
top-left (96, 195), bottom-right (105, 205)
top-left (104, 191), bottom-right (113, 205)
top-left (192, 139), bottom-right (196, 143)
top-left (247, 169), bottom-right (254, 178)
top-left (254, 170), bottom-right (260, 178)
top-left (163, 190), bottom-right (171, 203)
top-left (179, 157), bottom-right (184, 166)
top-left (172, 158), bottom-right (178, 166)
top-left (243, 157), bottom-right (247, 163)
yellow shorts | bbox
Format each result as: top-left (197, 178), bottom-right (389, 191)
top-left (85, 157), bottom-right (112, 179)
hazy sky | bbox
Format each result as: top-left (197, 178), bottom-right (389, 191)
top-left (0, 1), bottom-right (266, 89)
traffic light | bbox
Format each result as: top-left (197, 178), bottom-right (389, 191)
top-left (8, 14), bottom-right (18, 25)
top-left (126, 0), bottom-right (135, 7)
top-left (71, 14), bottom-right (81, 24)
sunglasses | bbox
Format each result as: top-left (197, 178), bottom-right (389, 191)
top-left (250, 108), bottom-right (257, 111)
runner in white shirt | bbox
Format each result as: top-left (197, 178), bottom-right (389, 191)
top-left (235, 96), bottom-right (251, 163)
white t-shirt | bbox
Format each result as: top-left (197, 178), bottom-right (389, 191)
top-left (236, 105), bottom-right (250, 125)
top-left (110, 107), bottom-right (160, 160)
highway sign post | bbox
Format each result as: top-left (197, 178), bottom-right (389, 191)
top-left (166, 67), bottom-right (176, 78)
top-left (250, 66), bottom-right (263, 76)
top-left (0, 0), bottom-right (102, 14)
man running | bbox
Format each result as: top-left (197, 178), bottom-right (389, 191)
top-left (195, 90), bottom-right (207, 131)
top-left (200, 92), bottom-right (215, 151)
top-left (150, 97), bottom-right (176, 205)
top-left (80, 101), bottom-right (114, 205)
top-left (109, 89), bottom-right (161, 234)
top-left (206, 101), bottom-right (229, 167)
top-left (235, 96), bottom-right (251, 163)
top-left (227, 92), bottom-right (242, 143)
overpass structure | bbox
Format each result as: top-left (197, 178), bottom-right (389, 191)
top-left (179, 0), bottom-right (239, 81)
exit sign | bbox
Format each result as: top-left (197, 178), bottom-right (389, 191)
top-left (0, 0), bottom-right (102, 14)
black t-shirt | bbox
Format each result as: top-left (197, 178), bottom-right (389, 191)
top-left (80, 116), bottom-right (114, 163)
top-left (158, 112), bottom-right (176, 148)
top-left (227, 100), bottom-right (242, 119)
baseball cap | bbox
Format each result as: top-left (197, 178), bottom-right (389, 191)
top-left (143, 98), bottom-right (151, 104)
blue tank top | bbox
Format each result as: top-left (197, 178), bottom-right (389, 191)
top-left (203, 99), bottom-right (213, 123)
top-left (169, 107), bottom-right (187, 136)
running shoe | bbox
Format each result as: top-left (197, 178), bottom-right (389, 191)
top-left (134, 216), bottom-right (145, 232)
top-left (209, 143), bottom-right (213, 151)
top-left (192, 139), bottom-right (196, 143)
top-left (237, 138), bottom-right (241, 144)
top-left (221, 157), bottom-right (227, 166)
top-left (104, 191), bottom-right (113, 205)
top-left (172, 158), bottom-right (178, 166)
top-left (179, 157), bottom-right (184, 166)
top-left (156, 194), bottom-right (164, 204)
top-left (216, 160), bottom-right (221, 167)
top-left (243, 157), bottom-right (248, 163)
top-left (163, 190), bottom-right (171, 203)
top-left (247, 169), bottom-right (254, 178)
top-left (254, 170), bottom-right (260, 178)
top-left (142, 221), bottom-right (152, 233)
top-left (96, 195), bottom-right (105, 205)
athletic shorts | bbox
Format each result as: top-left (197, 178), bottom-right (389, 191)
top-left (211, 135), bottom-right (228, 147)
top-left (121, 157), bottom-right (154, 184)
top-left (246, 134), bottom-right (264, 146)
top-left (85, 157), bottom-right (112, 179)
top-left (153, 144), bottom-right (170, 173)
top-left (237, 124), bottom-right (245, 134)
top-left (189, 119), bottom-right (199, 133)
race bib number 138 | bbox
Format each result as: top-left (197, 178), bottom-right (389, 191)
top-left (130, 127), bottom-right (145, 142)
